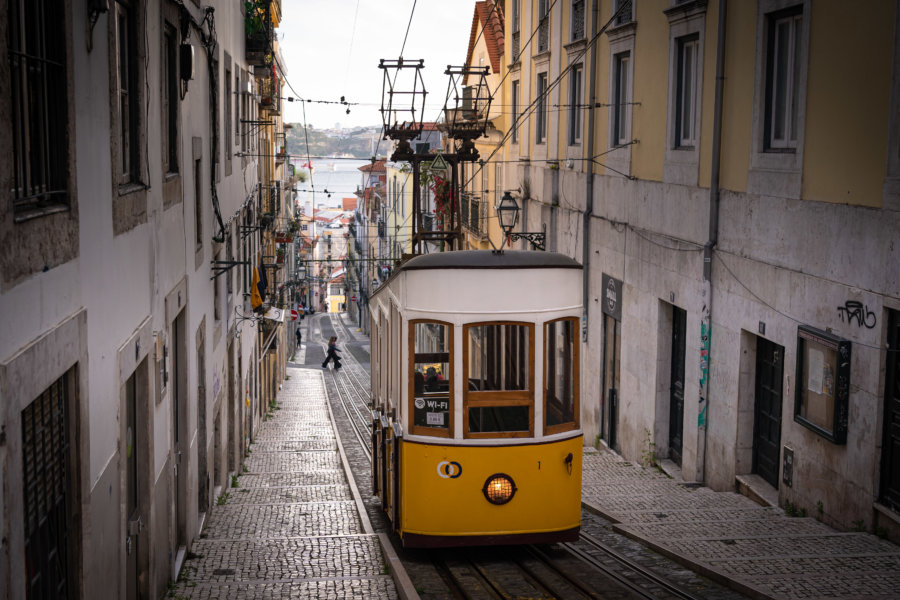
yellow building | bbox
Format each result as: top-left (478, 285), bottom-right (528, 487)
top-left (497, 0), bottom-right (900, 535)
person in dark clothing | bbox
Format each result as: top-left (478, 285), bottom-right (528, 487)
top-left (295, 326), bottom-right (302, 348)
top-left (322, 336), bottom-right (342, 370)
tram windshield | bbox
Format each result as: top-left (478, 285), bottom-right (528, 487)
top-left (465, 323), bottom-right (534, 437)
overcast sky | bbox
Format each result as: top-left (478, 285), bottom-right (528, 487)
top-left (278, 0), bottom-right (475, 130)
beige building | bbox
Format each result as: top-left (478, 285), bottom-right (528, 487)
top-left (496, 0), bottom-right (900, 535)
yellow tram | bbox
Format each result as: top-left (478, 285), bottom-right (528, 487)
top-left (369, 250), bottom-right (583, 547)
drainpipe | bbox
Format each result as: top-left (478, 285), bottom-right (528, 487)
top-left (582, 0), bottom-right (598, 342)
top-left (698, 0), bottom-right (727, 484)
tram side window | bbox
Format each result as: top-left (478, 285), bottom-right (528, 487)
top-left (465, 323), bottom-right (534, 437)
top-left (545, 318), bottom-right (580, 434)
top-left (410, 321), bottom-right (452, 436)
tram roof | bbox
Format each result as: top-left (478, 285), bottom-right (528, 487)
top-left (398, 250), bottom-right (582, 272)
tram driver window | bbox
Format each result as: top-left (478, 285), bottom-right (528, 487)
top-left (410, 321), bottom-right (452, 436)
top-left (464, 323), bottom-right (534, 437)
top-left (545, 318), bottom-right (579, 434)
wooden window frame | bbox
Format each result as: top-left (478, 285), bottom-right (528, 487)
top-left (544, 317), bottom-right (580, 436)
top-left (408, 320), bottom-right (454, 438)
top-left (463, 321), bottom-right (535, 439)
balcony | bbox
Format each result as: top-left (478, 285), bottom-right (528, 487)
top-left (245, 1), bottom-right (274, 66)
top-left (257, 68), bottom-right (280, 115)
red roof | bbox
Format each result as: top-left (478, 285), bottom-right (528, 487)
top-left (359, 159), bottom-right (386, 173)
top-left (466, 1), bottom-right (504, 77)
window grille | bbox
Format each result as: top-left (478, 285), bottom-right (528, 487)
top-left (23, 368), bottom-right (74, 599)
top-left (572, 0), bottom-right (585, 41)
top-left (9, 0), bottom-right (70, 221)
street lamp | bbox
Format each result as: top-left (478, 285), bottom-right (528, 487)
top-left (497, 191), bottom-right (520, 235)
top-left (497, 191), bottom-right (546, 251)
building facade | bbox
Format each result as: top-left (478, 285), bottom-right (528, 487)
top-left (497, 0), bottom-right (900, 535)
top-left (0, 0), bottom-right (292, 597)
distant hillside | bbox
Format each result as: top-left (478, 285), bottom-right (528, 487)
top-left (284, 125), bottom-right (387, 159)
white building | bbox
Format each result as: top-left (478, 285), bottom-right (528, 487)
top-left (0, 0), bottom-right (290, 597)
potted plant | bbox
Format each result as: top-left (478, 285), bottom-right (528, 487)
top-left (275, 245), bottom-right (285, 264)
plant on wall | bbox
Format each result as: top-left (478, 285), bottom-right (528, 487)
top-left (244, 0), bottom-right (268, 36)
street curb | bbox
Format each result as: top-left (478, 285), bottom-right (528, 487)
top-left (582, 498), bottom-right (774, 600)
top-left (323, 370), bottom-right (420, 599)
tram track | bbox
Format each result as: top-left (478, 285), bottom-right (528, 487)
top-left (319, 311), bottom-right (737, 600)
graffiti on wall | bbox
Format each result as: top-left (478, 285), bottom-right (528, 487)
top-left (698, 316), bottom-right (709, 428)
top-left (837, 300), bottom-right (876, 329)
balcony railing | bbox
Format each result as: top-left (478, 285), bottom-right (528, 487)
top-left (258, 68), bottom-right (280, 115)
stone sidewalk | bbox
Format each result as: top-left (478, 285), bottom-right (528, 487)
top-left (582, 448), bottom-right (900, 600)
top-left (168, 368), bottom-right (410, 599)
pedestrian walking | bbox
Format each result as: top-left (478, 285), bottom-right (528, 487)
top-left (295, 326), bottom-right (302, 348)
top-left (322, 336), bottom-right (342, 370)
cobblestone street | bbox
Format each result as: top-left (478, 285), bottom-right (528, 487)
top-left (168, 368), bottom-right (400, 599)
top-left (583, 449), bottom-right (900, 600)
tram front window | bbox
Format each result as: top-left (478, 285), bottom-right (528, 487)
top-left (410, 321), bottom-right (452, 436)
top-left (465, 323), bottom-right (534, 437)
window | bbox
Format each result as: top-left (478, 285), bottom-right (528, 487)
top-left (409, 321), bottom-right (453, 437)
top-left (9, 0), bottom-right (70, 221)
top-left (613, 52), bottom-right (630, 145)
top-left (213, 251), bottom-right (221, 321)
top-left (511, 80), bottom-right (520, 143)
top-left (538, 0), bottom-right (550, 53)
top-left (464, 322), bottom-right (534, 437)
top-left (234, 73), bottom-right (241, 146)
top-left (568, 64), bottom-right (583, 145)
top-left (794, 326), bottom-right (850, 444)
top-left (225, 64), bottom-right (232, 162)
top-left (614, 0), bottom-right (633, 25)
top-left (163, 23), bottom-right (179, 174)
top-left (116, 0), bottom-right (141, 184)
top-left (765, 8), bottom-right (802, 150)
top-left (545, 318), bottom-right (579, 434)
top-left (675, 35), bottom-right (699, 148)
top-left (571, 0), bottom-right (585, 41)
top-left (511, 0), bottom-right (521, 61)
top-left (194, 159), bottom-right (202, 249)
top-left (536, 73), bottom-right (548, 144)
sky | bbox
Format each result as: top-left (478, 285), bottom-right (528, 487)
top-left (278, 0), bottom-right (476, 130)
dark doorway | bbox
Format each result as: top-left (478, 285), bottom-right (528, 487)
top-left (124, 362), bottom-right (149, 600)
top-left (753, 337), bottom-right (784, 488)
top-left (669, 306), bottom-right (687, 465)
top-left (172, 310), bottom-right (188, 549)
top-left (22, 367), bottom-right (77, 600)
top-left (603, 314), bottom-right (621, 451)
top-left (880, 310), bottom-right (900, 511)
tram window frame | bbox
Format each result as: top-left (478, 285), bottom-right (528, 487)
top-left (408, 320), bottom-right (454, 438)
top-left (463, 322), bottom-right (535, 438)
top-left (544, 317), bottom-right (580, 435)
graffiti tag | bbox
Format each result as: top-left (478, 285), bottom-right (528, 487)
top-left (837, 301), bottom-right (876, 329)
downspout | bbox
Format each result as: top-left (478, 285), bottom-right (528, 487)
top-left (698, 0), bottom-right (727, 483)
top-left (583, 0), bottom-right (598, 341)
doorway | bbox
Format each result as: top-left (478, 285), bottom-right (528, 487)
top-left (880, 309), bottom-right (900, 510)
top-left (603, 314), bottom-right (621, 451)
top-left (753, 337), bottom-right (784, 488)
top-left (171, 310), bottom-right (188, 550)
top-left (669, 306), bottom-right (687, 465)
top-left (124, 361), bottom-right (150, 600)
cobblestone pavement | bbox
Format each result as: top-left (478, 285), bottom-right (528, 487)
top-left (583, 448), bottom-right (900, 600)
top-left (168, 368), bottom-right (399, 599)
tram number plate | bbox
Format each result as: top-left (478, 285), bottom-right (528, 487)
top-left (426, 412), bottom-right (444, 426)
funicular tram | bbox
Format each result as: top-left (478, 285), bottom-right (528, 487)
top-left (369, 250), bottom-right (583, 547)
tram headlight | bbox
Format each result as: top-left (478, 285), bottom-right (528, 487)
top-left (482, 473), bottom-right (517, 505)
